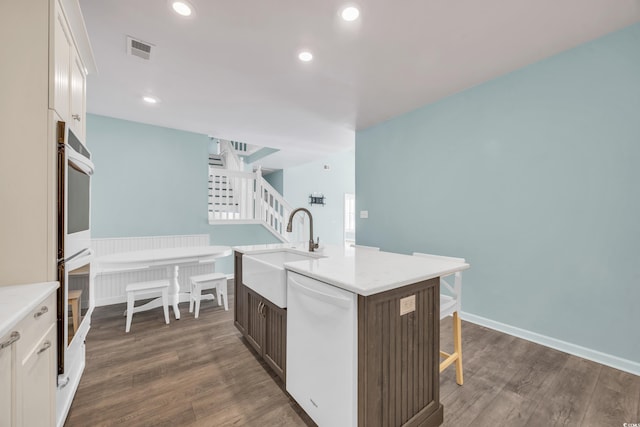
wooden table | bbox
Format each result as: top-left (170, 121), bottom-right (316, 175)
top-left (96, 246), bottom-right (232, 319)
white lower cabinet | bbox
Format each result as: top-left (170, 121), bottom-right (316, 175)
top-left (1, 332), bottom-right (17, 427)
top-left (0, 287), bottom-right (57, 427)
top-left (18, 324), bottom-right (56, 427)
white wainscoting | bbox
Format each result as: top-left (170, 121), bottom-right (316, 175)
top-left (92, 234), bottom-right (215, 307)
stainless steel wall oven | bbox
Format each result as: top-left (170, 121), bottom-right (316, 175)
top-left (56, 121), bottom-right (94, 379)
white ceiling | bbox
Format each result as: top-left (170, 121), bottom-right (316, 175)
top-left (80, 0), bottom-right (640, 168)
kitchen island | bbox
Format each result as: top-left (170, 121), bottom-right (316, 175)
top-left (233, 243), bottom-right (469, 427)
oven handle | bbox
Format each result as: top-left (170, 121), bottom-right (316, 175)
top-left (67, 144), bottom-right (95, 176)
top-left (65, 248), bottom-right (94, 267)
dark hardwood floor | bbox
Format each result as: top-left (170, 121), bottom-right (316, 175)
top-left (65, 282), bottom-right (640, 427)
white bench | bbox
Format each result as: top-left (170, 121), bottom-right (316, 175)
top-left (189, 273), bottom-right (228, 318)
top-left (125, 280), bottom-right (170, 333)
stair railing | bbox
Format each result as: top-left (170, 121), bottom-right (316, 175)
top-left (209, 170), bottom-right (255, 221)
top-left (254, 168), bottom-right (304, 242)
top-left (208, 168), bottom-right (304, 242)
top-left (218, 139), bottom-right (244, 171)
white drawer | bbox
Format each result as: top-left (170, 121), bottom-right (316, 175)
top-left (16, 292), bottom-right (56, 353)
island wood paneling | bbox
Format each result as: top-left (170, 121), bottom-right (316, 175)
top-left (245, 288), bottom-right (264, 354)
top-left (358, 278), bottom-right (442, 427)
top-left (234, 251), bottom-right (288, 383)
top-left (234, 251), bottom-right (246, 334)
top-left (263, 297), bottom-right (287, 382)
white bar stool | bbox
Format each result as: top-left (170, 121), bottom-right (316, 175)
top-left (189, 273), bottom-right (228, 318)
top-left (125, 280), bottom-right (170, 333)
top-left (413, 252), bottom-right (466, 385)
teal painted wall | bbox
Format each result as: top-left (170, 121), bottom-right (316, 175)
top-left (356, 24), bottom-right (640, 363)
top-left (283, 150), bottom-right (355, 246)
top-left (87, 114), bottom-right (279, 273)
top-left (263, 169), bottom-right (284, 195)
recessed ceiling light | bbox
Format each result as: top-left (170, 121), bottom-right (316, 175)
top-left (341, 6), bottom-right (360, 21)
top-left (298, 51), bottom-right (313, 62)
top-left (143, 96), bottom-right (159, 104)
top-left (171, 1), bottom-right (193, 17)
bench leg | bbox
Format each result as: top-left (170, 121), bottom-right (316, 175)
top-left (220, 282), bottom-right (229, 311)
top-left (125, 293), bottom-right (134, 333)
top-left (194, 284), bottom-right (201, 319)
top-left (162, 288), bottom-right (170, 325)
top-left (189, 282), bottom-right (195, 313)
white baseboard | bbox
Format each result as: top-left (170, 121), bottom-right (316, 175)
top-left (461, 311), bottom-right (640, 377)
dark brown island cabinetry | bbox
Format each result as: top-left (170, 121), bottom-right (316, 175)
top-left (233, 251), bottom-right (247, 334)
top-left (357, 279), bottom-right (442, 427)
top-left (234, 251), bottom-right (286, 382)
top-left (234, 250), bottom-right (442, 427)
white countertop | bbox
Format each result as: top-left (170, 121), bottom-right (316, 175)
top-left (0, 282), bottom-right (59, 338)
top-left (234, 244), bottom-right (469, 296)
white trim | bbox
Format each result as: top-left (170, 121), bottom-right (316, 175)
top-left (209, 219), bottom-right (263, 225)
top-left (208, 219), bottom-right (288, 243)
top-left (56, 344), bottom-right (85, 427)
top-left (461, 311), bottom-right (640, 376)
top-left (60, 0), bottom-right (97, 74)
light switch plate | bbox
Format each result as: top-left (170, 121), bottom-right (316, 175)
top-left (360, 210), bottom-right (369, 219)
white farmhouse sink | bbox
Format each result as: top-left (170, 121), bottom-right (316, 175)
top-left (242, 250), bottom-right (320, 308)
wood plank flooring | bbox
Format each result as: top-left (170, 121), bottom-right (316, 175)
top-left (65, 282), bottom-right (640, 427)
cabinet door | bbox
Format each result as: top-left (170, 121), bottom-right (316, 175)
top-left (262, 299), bottom-right (286, 381)
top-left (245, 288), bottom-right (264, 354)
top-left (0, 332), bottom-right (17, 427)
top-left (51, 0), bottom-right (72, 121)
top-left (18, 324), bottom-right (56, 427)
top-left (69, 50), bottom-right (86, 140)
top-left (234, 252), bottom-right (246, 334)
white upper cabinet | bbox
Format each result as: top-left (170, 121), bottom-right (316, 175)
top-left (51, 0), bottom-right (71, 123)
top-left (50, 0), bottom-right (87, 143)
top-left (69, 50), bottom-right (86, 140)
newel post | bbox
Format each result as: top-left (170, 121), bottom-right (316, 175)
top-left (254, 166), bottom-right (262, 221)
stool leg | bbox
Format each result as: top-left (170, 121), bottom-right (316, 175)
top-left (71, 299), bottom-right (80, 333)
top-left (453, 311), bottom-right (463, 385)
top-left (125, 292), bottom-right (134, 333)
top-left (219, 281), bottom-right (228, 311)
top-left (189, 281), bottom-right (195, 313)
top-left (194, 284), bottom-right (202, 319)
top-left (162, 287), bottom-right (170, 325)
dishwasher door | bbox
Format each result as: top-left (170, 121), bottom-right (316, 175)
top-left (286, 271), bottom-right (358, 427)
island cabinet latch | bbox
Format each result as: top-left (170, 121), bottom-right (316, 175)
top-left (400, 294), bottom-right (416, 316)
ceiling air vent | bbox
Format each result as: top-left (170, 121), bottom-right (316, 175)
top-left (126, 36), bottom-right (154, 60)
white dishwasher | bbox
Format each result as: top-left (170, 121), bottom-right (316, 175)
top-left (286, 271), bottom-right (358, 427)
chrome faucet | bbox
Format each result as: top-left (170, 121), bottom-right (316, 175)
top-left (286, 207), bottom-right (319, 252)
